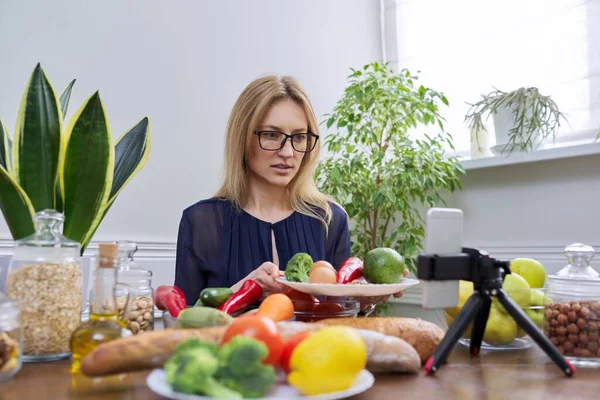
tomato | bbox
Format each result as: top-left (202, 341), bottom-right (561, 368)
top-left (282, 289), bottom-right (318, 312)
top-left (220, 315), bottom-right (284, 366)
top-left (313, 302), bottom-right (345, 314)
top-left (280, 331), bottom-right (312, 373)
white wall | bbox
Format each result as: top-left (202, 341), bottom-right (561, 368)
top-left (0, 0), bottom-right (382, 288)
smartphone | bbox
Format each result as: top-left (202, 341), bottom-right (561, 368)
top-left (421, 207), bottom-right (464, 309)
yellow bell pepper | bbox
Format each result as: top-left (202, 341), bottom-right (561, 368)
top-left (287, 326), bottom-right (367, 395)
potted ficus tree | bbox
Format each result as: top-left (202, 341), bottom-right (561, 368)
top-left (316, 62), bottom-right (464, 279)
top-left (464, 87), bottom-right (567, 155)
top-left (0, 63), bottom-right (151, 253)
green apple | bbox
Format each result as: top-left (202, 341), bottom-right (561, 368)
top-left (530, 288), bottom-right (553, 306)
top-left (494, 273), bottom-right (531, 312)
top-left (510, 258), bottom-right (547, 289)
top-left (484, 308), bottom-right (518, 345)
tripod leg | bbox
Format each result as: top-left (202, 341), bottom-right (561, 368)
top-left (469, 295), bottom-right (491, 356)
top-left (425, 292), bottom-right (485, 375)
top-left (494, 289), bottom-right (575, 377)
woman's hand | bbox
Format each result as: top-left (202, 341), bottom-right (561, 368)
top-left (231, 262), bottom-right (286, 294)
top-left (359, 269), bottom-right (410, 313)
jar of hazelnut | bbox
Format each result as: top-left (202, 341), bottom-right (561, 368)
top-left (544, 243), bottom-right (600, 367)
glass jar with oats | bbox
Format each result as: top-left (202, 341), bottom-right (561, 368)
top-left (4, 210), bottom-right (82, 362)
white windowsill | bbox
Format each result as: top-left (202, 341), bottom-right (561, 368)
top-left (458, 141), bottom-right (600, 171)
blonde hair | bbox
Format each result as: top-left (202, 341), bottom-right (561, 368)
top-left (214, 75), bottom-right (334, 229)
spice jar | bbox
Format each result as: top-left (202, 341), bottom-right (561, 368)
top-left (544, 243), bottom-right (600, 367)
top-left (0, 294), bottom-right (22, 382)
top-left (4, 210), bottom-right (82, 362)
top-left (115, 241), bottom-right (154, 334)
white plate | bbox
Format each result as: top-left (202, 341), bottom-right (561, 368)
top-left (146, 368), bottom-right (374, 400)
top-left (276, 277), bottom-right (420, 297)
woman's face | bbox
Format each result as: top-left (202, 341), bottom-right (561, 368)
top-left (247, 99), bottom-right (311, 188)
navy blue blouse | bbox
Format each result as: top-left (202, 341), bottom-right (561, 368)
top-left (174, 198), bottom-right (351, 305)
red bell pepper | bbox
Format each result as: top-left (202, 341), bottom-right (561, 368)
top-left (154, 285), bottom-right (187, 318)
top-left (218, 279), bottom-right (263, 315)
top-left (336, 257), bottom-right (364, 284)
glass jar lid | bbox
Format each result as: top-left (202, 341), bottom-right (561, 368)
top-left (547, 243), bottom-right (600, 299)
top-left (117, 268), bottom-right (153, 287)
top-left (115, 241), bottom-right (141, 271)
top-left (15, 209), bottom-right (80, 249)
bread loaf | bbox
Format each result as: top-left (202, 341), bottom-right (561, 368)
top-left (80, 326), bottom-right (227, 377)
top-left (278, 321), bottom-right (421, 373)
top-left (80, 321), bottom-right (421, 377)
top-left (317, 317), bottom-right (444, 364)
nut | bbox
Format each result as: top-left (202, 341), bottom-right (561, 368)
top-left (116, 296), bottom-right (154, 335)
top-left (130, 321), bottom-right (140, 333)
top-left (543, 300), bottom-right (600, 358)
top-left (568, 334), bottom-right (578, 343)
top-left (567, 324), bottom-right (579, 334)
top-left (568, 311), bottom-right (578, 323)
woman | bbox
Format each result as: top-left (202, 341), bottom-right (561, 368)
top-left (174, 75), bottom-right (403, 308)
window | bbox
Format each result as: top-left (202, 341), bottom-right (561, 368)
top-left (384, 0), bottom-right (600, 156)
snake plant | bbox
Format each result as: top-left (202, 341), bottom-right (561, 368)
top-left (0, 63), bottom-right (151, 253)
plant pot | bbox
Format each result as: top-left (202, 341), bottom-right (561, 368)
top-left (491, 105), bottom-right (543, 155)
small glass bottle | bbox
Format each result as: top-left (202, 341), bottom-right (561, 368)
top-left (69, 243), bottom-right (133, 374)
top-left (0, 294), bottom-right (22, 382)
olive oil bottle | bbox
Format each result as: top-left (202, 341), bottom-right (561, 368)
top-left (69, 243), bottom-right (131, 374)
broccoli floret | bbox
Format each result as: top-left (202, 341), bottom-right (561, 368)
top-left (164, 339), bottom-right (242, 399)
top-left (216, 336), bottom-right (276, 398)
top-left (285, 252), bottom-right (313, 282)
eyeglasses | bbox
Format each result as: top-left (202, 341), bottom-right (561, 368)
top-left (254, 130), bottom-right (319, 153)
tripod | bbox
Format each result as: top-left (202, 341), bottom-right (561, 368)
top-left (417, 248), bottom-right (575, 377)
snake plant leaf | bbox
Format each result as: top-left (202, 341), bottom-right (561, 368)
top-left (59, 79), bottom-right (76, 119)
top-left (55, 79), bottom-right (76, 212)
top-left (80, 117), bottom-right (151, 250)
top-left (12, 63), bottom-right (63, 211)
top-left (62, 91), bottom-right (114, 246)
top-left (0, 164), bottom-right (36, 239)
top-left (0, 119), bottom-right (9, 170)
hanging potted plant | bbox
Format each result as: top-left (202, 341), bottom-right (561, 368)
top-left (464, 87), bottom-right (567, 155)
top-left (0, 63), bottom-right (152, 253)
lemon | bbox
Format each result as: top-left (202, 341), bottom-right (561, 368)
top-left (288, 326), bottom-right (367, 395)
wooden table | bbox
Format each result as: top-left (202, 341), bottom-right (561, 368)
top-left (1, 344), bottom-right (599, 400)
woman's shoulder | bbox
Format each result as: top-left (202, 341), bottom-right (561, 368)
top-left (182, 197), bottom-right (234, 219)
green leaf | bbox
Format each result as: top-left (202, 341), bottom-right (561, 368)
top-left (79, 117), bottom-right (151, 251)
top-left (59, 79), bottom-right (76, 119)
top-left (13, 63), bottom-right (63, 211)
top-left (0, 164), bottom-right (36, 239)
top-left (0, 118), bottom-right (10, 170)
top-left (62, 91), bottom-right (114, 247)
top-left (326, 116), bottom-right (336, 129)
top-left (108, 117), bottom-right (151, 200)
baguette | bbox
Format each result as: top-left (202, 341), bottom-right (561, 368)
top-left (80, 321), bottom-right (421, 377)
top-left (317, 317), bottom-right (444, 364)
top-left (80, 326), bottom-right (227, 377)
